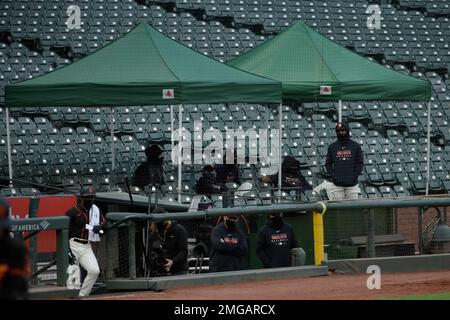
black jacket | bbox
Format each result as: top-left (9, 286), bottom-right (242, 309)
top-left (325, 139), bottom-right (364, 187)
top-left (209, 222), bottom-right (248, 272)
top-left (0, 236), bottom-right (29, 300)
top-left (148, 222), bottom-right (188, 274)
top-left (66, 205), bottom-right (90, 240)
top-left (196, 175), bottom-right (228, 196)
top-left (256, 219), bottom-right (298, 268)
top-left (133, 158), bottom-right (165, 189)
top-left (268, 156), bottom-right (312, 191)
top-left (214, 164), bottom-right (241, 185)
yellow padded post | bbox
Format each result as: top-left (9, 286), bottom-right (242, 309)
top-left (313, 202), bottom-right (327, 266)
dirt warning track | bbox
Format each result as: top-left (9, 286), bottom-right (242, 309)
top-left (83, 270), bottom-right (450, 300)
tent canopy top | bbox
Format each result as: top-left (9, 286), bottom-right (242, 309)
top-left (228, 21), bottom-right (431, 102)
top-left (5, 22), bottom-right (282, 107)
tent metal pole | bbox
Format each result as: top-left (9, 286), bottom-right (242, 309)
top-left (170, 105), bottom-right (174, 146)
top-left (278, 103), bottom-right (282, 198)
top-left (178, 104), bottom-right (182, 203)
top-left (338, 99), bottom-right (342, 123)
top-left (425, 101), bottom-right (431, 196)
top-left (110, 107), bottom-right (115, 190)
top-left (5, 107), bottom-right (13, 187)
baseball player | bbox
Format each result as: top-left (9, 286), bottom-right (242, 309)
top-left (209, 215), bottom-right (248, 272)
top-left (256, 212), bottom-right (298, 268)
top-left (79, 199), bottom-right (105, 286)
top-left (325, 122), bottom-right (363, 200)
top-left (0, 195), bottom-right (29, 300)
top-left (65, 187), bottom-right (105, 297)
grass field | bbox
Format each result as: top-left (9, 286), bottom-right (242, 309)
top-left (384, 291), bottom-right (450, 300)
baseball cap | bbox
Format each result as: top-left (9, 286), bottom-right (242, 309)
top-left (335, 122), bottom-right (349, 131)
top-left (80, 186), bottom-right (96, 198)
top-left (225, 214), bottom-right (239, 221)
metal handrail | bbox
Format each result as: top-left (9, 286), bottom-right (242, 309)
top-left (106, 196), bottom-right (450, 224)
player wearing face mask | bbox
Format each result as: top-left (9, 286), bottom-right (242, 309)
top-left (325, 122), bottom-right (364, 200)
top-left (147, 207), bottom-right (188, 276)
top-left (256, 213), bottom-right (298, 268)
top-left (209, 215), bottom-right (248, 272)
top-left (196, 165), bottom-right (228, 196)
top-left (65, 187), bottom-right (104, 297)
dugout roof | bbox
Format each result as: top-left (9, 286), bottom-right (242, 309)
top-left (5, 22), bottom-right (282, 107)
top-left (227, 21), bottom-right (431, 102)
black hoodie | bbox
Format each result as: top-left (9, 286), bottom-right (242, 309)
top-left (133, 157), bottom-right (165, 188)
top-left (148, 221), bottom-right (188, 274)
top-left (268, 156), bottom-right (312, 191)
top-left (256, 219), bottom-right (298, 268)
top-left (215, 164), bottom-right (241, 185)
top-left (196, 166), bottom-right (228, 195)
top-left (209, 221), bottom-right (248, 272)
top-left (325, 123), bottom-right (364, 187)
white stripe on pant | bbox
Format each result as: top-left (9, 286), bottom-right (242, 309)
top-left (69, 238), bottom-right (100, 297)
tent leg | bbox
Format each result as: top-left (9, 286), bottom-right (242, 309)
top-left (5, 107), bottom-right (13, 187)
top-left (278, 103), bottom-right (282, 200)
top-left (170, 105), bottom-right (174, 200)
top-left (110, 107), bottom-right (115, 190)
top-left (338, 99), bottom-right (342, 123)
top-left (178, 104), bottom-right (182, 203)
top-left (170, 105), bottom-right (174, 146)
top-left (425, 101), bottom-right (431, 196)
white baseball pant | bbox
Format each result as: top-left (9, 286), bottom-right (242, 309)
top-left (328, 185), bottom-right (361, 201)
top-left (69, 238), bottom-right (100, 297)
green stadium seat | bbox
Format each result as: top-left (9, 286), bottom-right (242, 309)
top-left (2, 0), bottom-right (450, 194)
top-left (0, 188), bottom-right (19, 197)
top-left (364, 186), bottom-right (381, 199)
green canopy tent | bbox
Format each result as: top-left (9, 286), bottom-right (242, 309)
top-left (228, 21), bottom-right (433, 194)
top-left (4, 22), bottom-right (282, 199)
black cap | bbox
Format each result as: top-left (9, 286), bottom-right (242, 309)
top-left (145, 144), bottom-right (163, 158)
top-left (80, 186), bottom-right (96, 198)
top-left (202, 165), bottom-right (215, 172)
top-left (335, 122), bottom-right (349, 132)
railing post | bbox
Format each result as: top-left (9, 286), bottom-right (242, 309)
top-left (128, 221), bottom-right (136, 279)
top-left (106, 222), bottom-right (114, 280)
top-left (418, 207), bottom-right (424, 254)
top-left (313, 202), bottom-right (327, 265)
top-left (313, 211), bottom-right (324, 265)
top-left (223, 191), bottom-right (230, 208)
top-left (56, 229), bottom-right (69, 286)
top-left (28, 197), bottom-right (40, 285)
top-left (366, 209), bottom-right (376, 258)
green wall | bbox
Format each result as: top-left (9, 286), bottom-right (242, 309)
top-left (323, 208), bottom-right (394, 259)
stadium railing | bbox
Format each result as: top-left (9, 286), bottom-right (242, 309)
top-left (102, 195), bottom-right (450, 280)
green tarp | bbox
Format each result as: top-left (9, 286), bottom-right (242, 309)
top-left (5, 23), bottom-right (281, 107)
top-left (228, 21), bottom-right (431, 102)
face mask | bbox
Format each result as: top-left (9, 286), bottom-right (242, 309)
top-left (205, 171), bottom-right (216, 180)
top-left (82, 199), bottom-right (95, 210)
top-left (270, 216), bottom-right (283, 229)
top-left (156, 222), bottom-right (165, 235)
top-left (149, 151), bottom-right (162, 160)
top-left (288, 166), bottom-right (298, 174)
top-left (225, 219), bottom-right (238, 230)
top-left (336, 130), bottom-right (348, 141)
